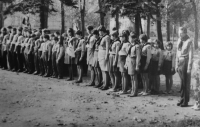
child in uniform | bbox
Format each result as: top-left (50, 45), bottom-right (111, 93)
top-left (162, 41), bottom-right (176, 94)
top-left (52, 37), bottom-right (59, 78)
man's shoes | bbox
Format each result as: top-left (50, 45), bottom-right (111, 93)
top-left (75, 80), bottom-right (82, 83)
top-left (180, 103), bottom-right (188, 107)
top-left (87, 83), bottom-right (95, 86)
top-left (101, 86), bottom-right (109, 91)
top-left (67, 78), bottom-right (73, 81)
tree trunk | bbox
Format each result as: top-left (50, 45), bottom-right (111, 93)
top-left (39, 0), bottom-right (48, 29)
top-left (192, 1), bottom-right (198, 49)
top-left (147, 15), bottom-right (150, 38)
top-left (0, 2), bottom-right (4, 28)
top-left (140, 16), bottom-right (143, 34)
top-left (80, 0), bottom-right (85, 36)
top-left (167, 20), bottom-right (170, 41)
top-left (135, 13), bottom-right (140, 37)
top-left (115, 8), bottom-right (119, 31)
top-left (61, 1), bottom-right (65, 34)
top-left (156, 9), bottom-right (164, 50)
top-left (98, 0), bottom-right (104, 26)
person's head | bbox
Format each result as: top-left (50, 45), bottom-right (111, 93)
top-left (7, 26), bottom-right (12, 33)
top-left (1, 27), bottom-right (7, 35)
top-left (119, 30), bottom-right (129, 43)
top-left (87, 25), bottom-right (94, 34)
top-left (43, 34), bottom-right (50, 42)
top-left (97, 25), bottom-right (107, 36)
top-left (17, 27), bottom-right (23, 35)
top-left (67, 28), bottom-right (74, 37)
top-left (12, 28), bottom-right (17, 35)
top-left (42, 29), bottom-right (47, 36)
top-left (139, 34), bottom-right (148, 43)
top-left (110, 30), bottom-right (119, 41)
top-left (92, 30), bottom-right (99, 39)
top-left (54, 37), bottom-right (59, 43)
top-left (50, 34), bottom-right (55, 40)
top-left (55, 31), bottom-right (60, 37)
top-left (165, 41), bottom-right (173, 51)
top-left (179, 27), bottom-right (187, 39)
top-left (31, 34), bottom-right (36, 40)
top-left (130, 32), bottom-right (138, 44)
top-left (27, 30), bottom-right (32, 37)
top-left (153, 39), bottom-right (160, 49)
top-left (75, 30), bottom-right (82, 39)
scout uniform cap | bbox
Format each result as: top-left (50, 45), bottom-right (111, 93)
top-left (119, 30), bottom-right (128, 37)
top-left (110, 30), bottom-right (118, 37)
top-left (97, 25), bottom-right (106, 32)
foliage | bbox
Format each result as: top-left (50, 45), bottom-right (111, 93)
top-left (3, 0), bottom-right (77, 15)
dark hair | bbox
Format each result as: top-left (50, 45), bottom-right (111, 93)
top-left (87, 25), bottom-right (94, 31)
top-left (7, 26), bottom-right (12, 29)
top-left (56, 31), bottom-right (60, 35)
top-left (130, 32), bottom-right (137, 39)
top-left (44, 35), bottom-right (50, 40)
top-left (75, 30), bottom-right (82, 36)
top-left (31, 34), bottom-right (36, 38)
top-left (97, 25), bottom-right (107, 33)
top-left (165, 41), bottom-right (173, 50)
top-left (18, 27), bottom-right (23, 32)
top-left (179, 27), bottom-right (187, 33)
top-left (67, 28), bottom-right (74, 37)
top-left (51, 33), bottom-right (55, 37)
top-left (106, 30), bottom-right (110, 35)
top-left (13, 28), bottom-right (17, 32)
top-left (92, 30), bottom-right (99, 36)
top-left (139, 34), bottom-right (148, 42)
top-left (111, 30), bottom-right (118, 38)
top-left (119, 30), bottom-right (129, 42)
top-left (54, 37), bottom-right (59, 42)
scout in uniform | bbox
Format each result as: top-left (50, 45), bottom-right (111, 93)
top-left (27, 34), bottom-right (36, 73)
top-left (6, 26), bottom-right (13, 70)
top-left (75, 30), bottom-right (86, 83)
top-left (7, 28), bottom-right (17, 70)
top-left (148, 39), bottom-right (162, 95)
top-left (0, 28), bottom-right (7, 68)
top-left (109, 31), bottom-right (121, 92)
top-left (92, 30), bottom-right (103, 88)
top-left (45, 34), bottom-right (53, 77)
top-left (2, 28), bottom-right (9, 70)
top-left (42, 35), bottom-right (49, 77)
top-left (15, 28), bottom-right (24, 72)
top-left (126, 32), bottom-right (141, 97)
top-left (139, 34), bottom-right (151, 96)
top-left (39, 36), bottom-right (45, 76)
top-left (162, 41), bottom-right (176, 94)
top-left (97, 25), bottom-right (110, 90)
top-left (23, 31), bottom-right (31, 73)
top-left (65, 28), bottom-right (76, 81)
top-left (86, 26), bottom-right (95, 86)
top-left (118, 30), bottom-right (130, 94)
top-left (52, 37), bottom-right (59, 78)
top-left (33, 32), bottom-right (41, 75)
top-left (176, 27), bottom-right (193, 107)
top-left (56, 37), bottom-right (65, 79)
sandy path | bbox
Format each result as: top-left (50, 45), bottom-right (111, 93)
top-left (0, 70), bottom-right (199, 127)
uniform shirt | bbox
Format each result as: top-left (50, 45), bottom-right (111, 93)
top-left (75, 38), bottom-right (86, 52)
top-left (86, 36), bottom-right (96, 49)
top-left (2, 34), bottom-right (9, 51)
top-left (175, 37), bottom-right (193, 70)
top-left (56, 45), bottom-right (65, 61)
top-left (128, 44), bottom-right (141, 69)
top-left (52, 43), bottom-right (59, 53)
top-left (151, 47), bottom-right (162, 67)
top-left (141, 43), bottom-right (152, 65)
top-left (16, 35), bottom-right (24, 46)
top-left (118, 42), bottom-right (130, 56)
top-left (109, 40), bottom-right (120, 55)
top-left (163, 50), bottom-right (176, 68)
top-left (99, 35), bottom-right (110, 50)
top-left (11, 34), bottom-right (19, 44)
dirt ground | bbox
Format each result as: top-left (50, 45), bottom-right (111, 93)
top-left (0, 69), bottom-right (200, 127)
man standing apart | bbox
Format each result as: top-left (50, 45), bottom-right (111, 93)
top-left (176, 27), bottom-right (193, 107)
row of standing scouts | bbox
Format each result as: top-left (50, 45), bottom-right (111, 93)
top-left (0, 25), bottom-right (193, 107)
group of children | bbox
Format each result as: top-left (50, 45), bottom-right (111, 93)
top-left (0, 25), bottom-right (176, 97)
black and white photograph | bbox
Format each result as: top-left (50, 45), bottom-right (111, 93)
top-left (0, 0), bottom-right (200, 127)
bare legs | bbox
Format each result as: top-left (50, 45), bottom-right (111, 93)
top-left (140, 73), bottom-right (149, 95)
